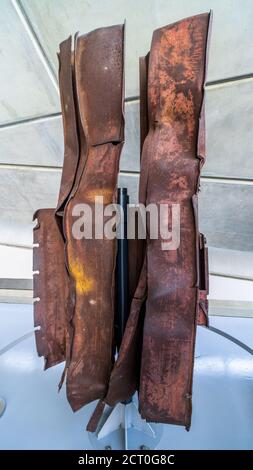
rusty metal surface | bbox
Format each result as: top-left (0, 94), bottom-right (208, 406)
top-left (88, 13), bottom-right (211, 432)
top-left (74, 26), bottom-right (125, 146)
top-left (34, 17), bottom-right (211, 430)
top-left (33, 209), bottom-right (70, 369)
top-left (87, 55), bottom-right (151, 423)
top-left (56, 37), bottom-right (80, 214)
top-left (138, 12), bottom-right (211, 428)
top-left (33, 25), bottom-right (125, 410)
top-left (33, 36), bottom-right (79, 374)
top-left (63, 25), bottom-right (125, 411)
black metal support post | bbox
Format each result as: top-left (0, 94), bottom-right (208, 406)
top-left (116, 187), bottom-right (129, 350)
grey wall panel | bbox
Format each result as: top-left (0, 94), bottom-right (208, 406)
top-left (21, 0), bottom-right (253, 98)
top-left (0, 219), bottom-right (33, 247)
top-left (0, 101), bottom-right (140, 169)
top-left (204, 79), bottom-right (253, 179)
top-left (121, 101), bottom-right (140, 172)
top-left (209, 247), bottom-right (253, 280)
top-left (0, 116), bottom-right (63, 167)
top-left (0, 167), bottom-right (61, 224)
top-left (0, 0), bottom-right (59, 125)
top-left (118, 172), bottom-right (139, 203)
top-left (0, 169), bottom-right (138, 224)
top-left (119, 173), bottom-right (253, 251)
top-left (200, 180), bottom-right (253, 252)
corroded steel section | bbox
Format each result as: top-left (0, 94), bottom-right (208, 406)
top-left (33, 25), bottom-right (125, 411)
top-left (33, 36), bottom-right (79, 372)
top-left (33, 16), bottom-right (211, 430)
top-left (33, 209), bottom-right (70, 369)
top-left (88, 13), bottom-right (211, 431)
top-left (64, 24), bottom-right (125, 411)
top-left (138, 12), bottom-right (211, 428)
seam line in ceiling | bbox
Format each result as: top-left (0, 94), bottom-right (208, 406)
top-left (12, 0), bottom-right (59, 93)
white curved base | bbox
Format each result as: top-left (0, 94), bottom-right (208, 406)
top-left (0, 303), bottom-right (253, 450)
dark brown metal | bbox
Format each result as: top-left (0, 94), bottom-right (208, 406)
top-left (101, 52), bottom-right (153, 406)
top-left (88, 12), bottom-right (211, 432)
top-left (34, 16), bottom-right (211, 431)
top-left (138, 12), bottom-right (211, 429)
top-left (87, 51), bottom-right (151, 431)
top-left (33, 209), bottom-right (70, 369)
top-left (56, 37), bottom-right (80, 215)
top-left (63, 24), bottom-right (125, 411)
top-left (33, 36), bottom-right (79, 373)
top-left (33, 25), bottom-right (125, 410)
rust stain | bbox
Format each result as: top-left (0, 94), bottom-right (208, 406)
top-left (84, 188), bottom-right (113, 204)
top-left (69, 258), bottom-right (94, 295)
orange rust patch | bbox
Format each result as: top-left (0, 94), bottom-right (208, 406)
top-left (69, 258), bottom-right (94, 295)
top-left (85, 188), bottom-right (113, 204)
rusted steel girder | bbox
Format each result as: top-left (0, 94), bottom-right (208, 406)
top-left (63, 25), bottom-right (125, 411)
top-left (33, 37), bottom-right (80, 371)
top-left (87, 12), bottom-right (211, 432)
top-left (137, 12), bottom-right (211, 429)
top-left (34, 14), bottom-right (211, 430)
top-left (33, 209), bottom-right (70, 369)
top-left (33, 25), bottom-right (125, 409)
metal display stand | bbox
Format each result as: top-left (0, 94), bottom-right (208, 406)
top-left (88, 188), bottom-right (163, 450)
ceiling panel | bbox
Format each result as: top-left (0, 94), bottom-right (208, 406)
top-left (205, 79), bottom-right (253, 179)
top-left (0, 167), bottom-right (60, 223)
top-left (21, 0), bottom-right (253, 98)
top-left (119, 173), bottom-right (253, 251)
top-left (0, 0), bottom-right (59, 125)
top-left (0, 101), bottom-right (139, 170)
top-left (0, 116), bottom-right (62, 167)
top-left (200, 180), bottom-right (253, 251)
top-left (209, 247), bottom-right (253, 280)
top-left (2, 78), bottom-right (253, 180)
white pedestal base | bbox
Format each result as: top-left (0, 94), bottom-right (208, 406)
top-left (88, 397), bottom-right (163, 450)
